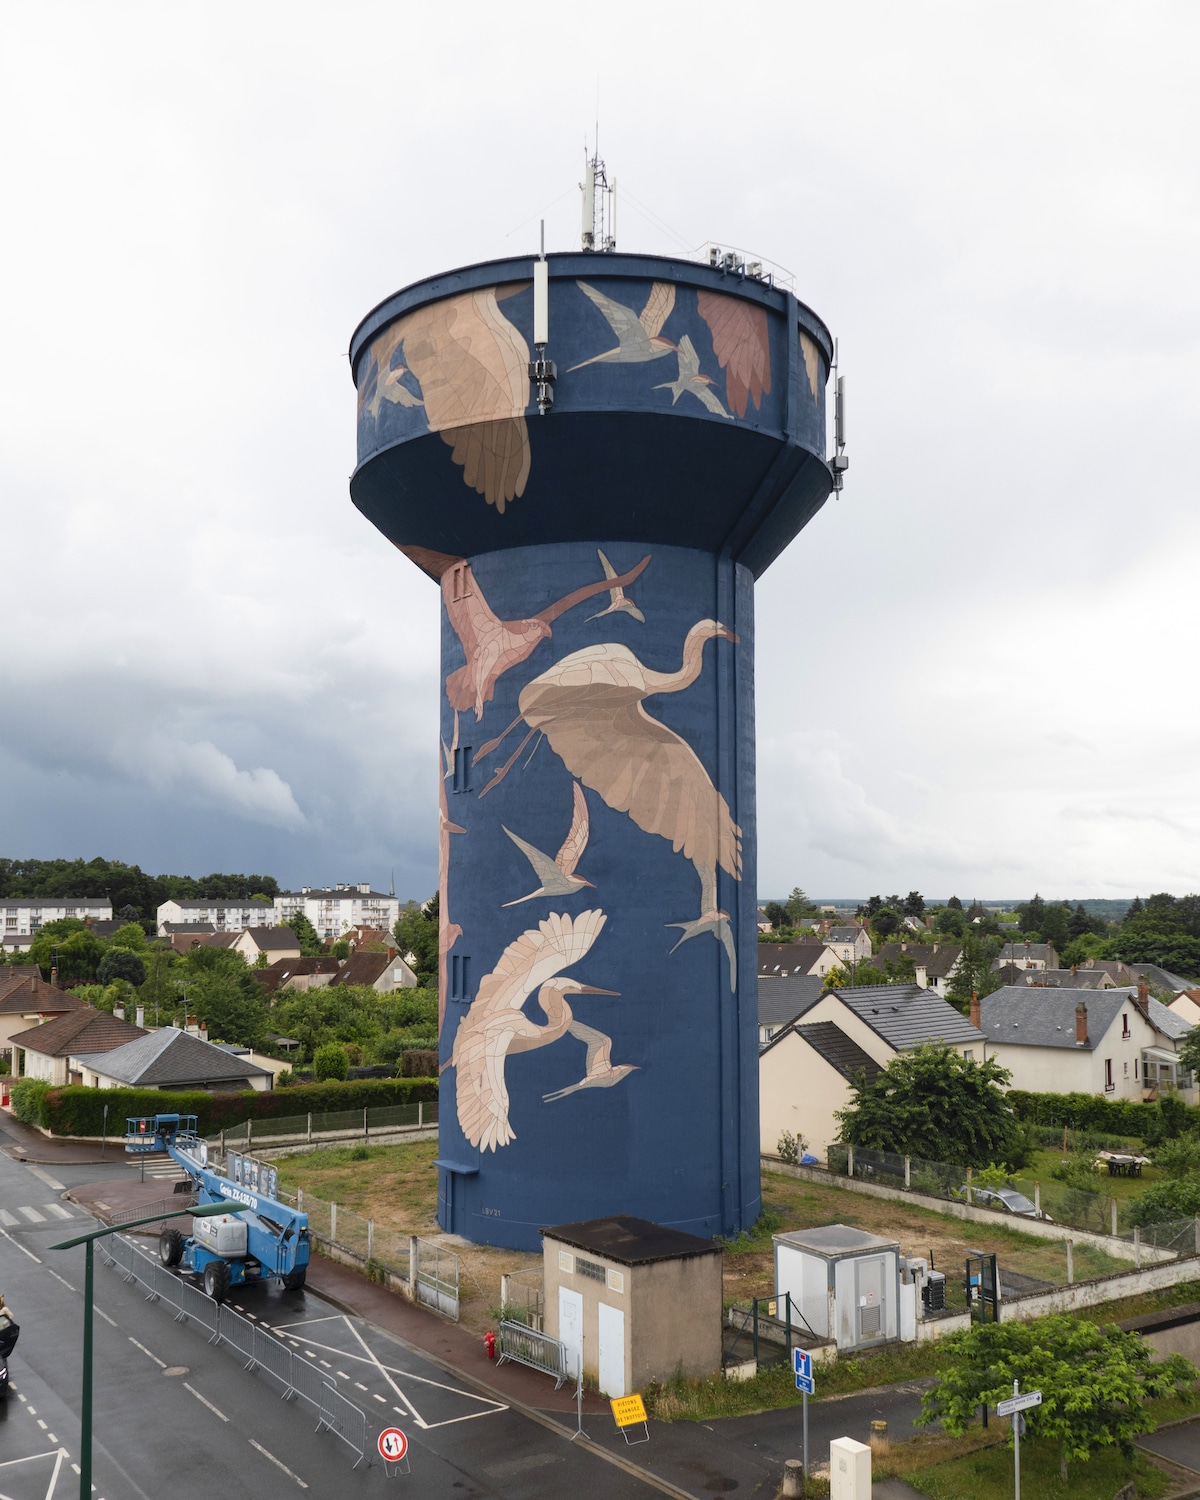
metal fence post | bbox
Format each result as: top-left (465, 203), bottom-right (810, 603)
top-left (367, 1219), bottom-right (374, 1263)
top-left (331, 1202), bottom-right (337, 1243)
top-left (364, 1107), bottom-right (368, 1143)
top-left (247, 1118), bottom-right (253, 1150)
top-left (1066, 1241), bottom-right (1074, 1284)
top-left (1112, 1199), bottom-right (1118, 1237)
top-left (904, 1156), bottom-right (911, 1189)
top-left (847, 1145), bottom-right (854, 1178)
top-left (418, 1100), bottom-right (423, 1128)
top-left (1034, 1182), bottom-right (1040, 1216)
top-left (1134, 1226), bottom-right (1141, 1268)
top-left (409, 1235), bottom-right (418, 1299)
top-left (1194, 1216), bottom-right (1200, 1257)
top-left (307, 1112), bottom-right (312, 1142)
top-left (297, 1188), bottom-right (303, 1213)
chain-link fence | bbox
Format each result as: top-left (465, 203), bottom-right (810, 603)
top-left (216, 1099), bottom-right (436, 1152)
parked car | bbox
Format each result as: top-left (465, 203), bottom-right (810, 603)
top-left (959, 1185), bottom-right (1053, 1221)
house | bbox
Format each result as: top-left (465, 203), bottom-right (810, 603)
top-left (274, 885), bottom-right (401, 941)
top-left (253, 956), bottom-right (341, 995)
top-left (826, 924), bottom-right (872, 964)
top-left (872, 942), bottom-right (962, 997)
top-left (0, 975), bottom-right (86, 1073)
top-left (188, 927), bottom-right (301, 963)
top-left (758, 973), bottom-right (825, 1047)
top-left (758, 942), bottom-right (831, 979)
top-left (328, 951), bottom-right (418, 992)
top-left (1013, 968), bottom-right (1118, 990)
top-left (2, 898), bottom-right (113, 950)
top-left (760, 983), bottom-right (985, 1162)
top-left (331, 925), bottom-right (393, 952)
top-left (155, 899), bottom-right (276, 935)
top-left (1171, 990), bottom-right (1200, 1026)
top-left (976, 981), bottom-right (1195, 1102)
top-left (994, 942), bottom-right (1058, 972)
top-left (72, 1027), bottom-right (275, 1092)
top-left (10, 1008), bottom-right (147, 1086)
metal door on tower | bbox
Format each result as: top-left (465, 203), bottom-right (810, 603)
top-left (597, 1301), bottom-right (625, 1398)
top-left (559, 1287), bottom-right (582, 1380)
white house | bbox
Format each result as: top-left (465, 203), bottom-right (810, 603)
top-left (328, 951), bottom-right (419, 991)
top-left (0, 974), bottom-right (86, 1074)
top-left (873, 942), bottom-right (963, 998)
top-left (274, 885), bottom-right (401, 940)
top-left (760, 983), bottom-right (985, 1163)
top-left (155, 899), bottom-right (276, 935)
top-left (976, 983), bottom-right (1195, 1102)
top-left (1170, 990), bottom-right (1200, 1026)
top-left (72, 1027), bottom-right (275, 1092)
top-left (826, 925), bottom-right (872, 964)
top-left (10, 1007), bottom-right (147, 1086)
top-left (2, 898), bottom-right (113, 950)
top-left (994, 942), bottom-right (1058, 973)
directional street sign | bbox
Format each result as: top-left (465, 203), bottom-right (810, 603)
top-left (997, 1390), bottom-right (1042, 1417)
top-left (793, 1347), bottom-right (814, 1396)
top-left (378, 1427), bottom-right (408, 1462)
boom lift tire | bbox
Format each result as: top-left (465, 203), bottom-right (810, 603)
top-left (159, 1228), bottom-right (184, 1267)
top-left (203, 1260), bottom-right (232, 1303)
top-left (281, 1268), bottom-right (307, 1291)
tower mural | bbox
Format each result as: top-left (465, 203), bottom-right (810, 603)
top-left (350, 251), bottom-right (837, 1250)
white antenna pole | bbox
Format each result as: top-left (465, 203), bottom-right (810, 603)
top-left (530, 217), bottom-right (555, 415)
top-left (830, 337), bottom-right (849, 493)
top-left (582, 152), bottom-right (595, 251)
top-left (611, 179), bottom-right (617, 249)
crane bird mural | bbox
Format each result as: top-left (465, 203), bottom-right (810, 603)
top-left (502, 782), bottom-right (594, 906)
top-left (444, 909), bottom-right (622, 1152)
top-left (476, 620), bottom-right (743, 990)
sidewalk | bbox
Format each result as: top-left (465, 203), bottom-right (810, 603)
top-left (0, 1111), bottom-right (114, 1163)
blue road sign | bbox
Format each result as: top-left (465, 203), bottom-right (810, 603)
top-left (793, 1348), bottom-right (814, 1393)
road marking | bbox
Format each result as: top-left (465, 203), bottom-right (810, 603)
top-left (0, 1227), bottom-right (41, 1263)
top-left (128, 1337), bottom-right (166, 1368)
top-left (45, 1203), bottom-right (73, 1220)
top-left (95, 1307), bottom-right (118, 1327)
top-left (26, 1165), bottom-right (66, 1190)
top-left (289, 1331), bottom-right (507, 1426)
top-left (319, 1359), bottom-right (330, 1368)
top-left (249, 1439), bottom-right (308, 1489)
top-left (27, 1407), bottom-right (36, 1415)
top-left (48, 1433), bottom-right (58, 1443)
top-left (37, 1419), bottom-right (47, 1429)
top-left (341, 1317), bottom-right (426, 1428)
top-left (185, 1383), bottom-right (229, 1422)
top-left (373, 1393), bottom-right (386, 1402)
top-left (304, 1349), bottom-right (317, 1358)
top-left (336, 1370), bottom-right (350, 1379)
top-left (0, 1210), bottom-right (18, 1226)
top-left (47, 1269), bottom-right (76, 1292)
top-left (18, 1206), bottom-right (46, 1222)
top-left (354, 1381), bottom-right (367, 1391)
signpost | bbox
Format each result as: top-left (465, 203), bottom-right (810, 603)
top-left (793, 1348), bottom-right (814, 1478)
top-left (610, 1394), bottom-right (649, 1446)
top-left (378, 1425), bottom-right (409, 1474)
top-left (996, 1381), bottom-right (1041, 1500)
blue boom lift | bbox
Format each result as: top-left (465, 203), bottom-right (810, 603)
top-left (126, 1114), bottom-right (310, 1303)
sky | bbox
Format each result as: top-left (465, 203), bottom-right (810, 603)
top-left (1, 2), bottom-right (1197, 903)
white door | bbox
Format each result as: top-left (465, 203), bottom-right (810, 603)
top-left (597, 1301), bottom-right (625, 1398)
top-left (558, 1287), bottom-right (583, 1380)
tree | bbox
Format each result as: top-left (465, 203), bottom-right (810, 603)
top-left (946, 931), bottom-right (1003, 1012)
top-left (285, 912), bottom-right (324, 957)
top-left (1038, 902), bottom-right (1071, 951)
top-left (1017, 893), bottom-right (1045, 932)
top-left (872, 908), bottom-right (900, 938)
top-left (934, 905), bottom-right (966, 938)
top-left (97, 948), bottom-right (146, 988)
top-left (784, 888), bottom-right (813, 924)
top-left (109, 921), bottom-right (148, 950)
top-left (858, 895), bottom-right (884, 920)
top-left (178, 946), bottom-right (267, 1046)
top-left (836, 1044), bottom-right (1020, 1167)
top-left (1068, 903), bottom-right (1094, 941)
top-left (314, 1041), bottom-right (349, 1081)
top-left (1105, 930), bottom-right (1200, 977)
top-left (947, 895), bottom-right (963, 911)
top-left (29, 923), bottom-right (106, 983)
top-left (903, 891), bottom-right (925, 919)
top-left (917, 1314), bottom-right (1194, 1484)
top-left (394, 897), bottom-right (439, 985)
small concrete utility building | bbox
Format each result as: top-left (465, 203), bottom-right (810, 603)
top-left (774, 1224), bottom-right (900, 1352)
top-left (543, 1216), bottom-right (722, 1399)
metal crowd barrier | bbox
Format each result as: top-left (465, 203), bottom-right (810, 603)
top-left (495, 1319), bottom-right (570, 1387)
top-left (100, 1236), bottom-right (371, 1466)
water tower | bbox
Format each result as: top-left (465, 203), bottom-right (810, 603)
top-left (348, 167), bottom-right (844, 1250)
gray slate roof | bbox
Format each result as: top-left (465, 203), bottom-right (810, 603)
top-left (1148, 996), bottom-right (1192, 1042)
top-left (979, 986), bottom-right (1135, 1049)
top-left (997, 942), bottom-right (1058, 964)
top-left (874, 942), bottom-right (962, 979)
top-left (1017, 968), bottom-right (1114, 990)
top-left (794, 1021), bottom-right (884, 1084)
top-left (758, 975), bottom-right (826, 1029)
top-left (835, 983), bottom-right (984, 1050)
top-left (72, 1027), bottom-right (274, 1086)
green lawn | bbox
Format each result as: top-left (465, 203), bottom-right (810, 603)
top-left (906, 1439), bottom-right (1171, 1499)
top-left (1021, 1147), bottom-right (1163, 1203)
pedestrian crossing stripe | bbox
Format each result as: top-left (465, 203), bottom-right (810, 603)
top-left (0, 1204), bottom-right (78, 1226)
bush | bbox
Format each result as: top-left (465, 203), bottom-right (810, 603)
top-left (776, 1131), bottom-right (802, 1165)
top-left (1153, 1136), bottom-right (1200, 1179)
top-left (313, 1042), bottom-right (349, 1081)
top-left (37, 1075), bottom-right (438, 1136)
top-left (9, 1078), bottom-right (50, 1126)
top-left (1008, 1089), bottom-right (1200, 1140)
top-left (1124, 1175), bottom-right (1200, 1228)
top-left (396, 1049), bottom-right (437, 1077)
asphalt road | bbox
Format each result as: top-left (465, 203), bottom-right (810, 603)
top-left (0, 1145), bottom-right (662, 1500)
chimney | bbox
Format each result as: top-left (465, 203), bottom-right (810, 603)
top-left (970, 991), bottom-right (981, 1029)
top-left (31, 976), bottom-right (38, 993)
top-left (114, 1006), bottom-right (125, 1020)
top-left (386, 944), bottom-right (396, 960)
top-left (1075, 1001), bottom-right (1088, 1045)
top-left (1137, 978), bottom-right (1150, 1018)
top-left (135, 1006), bottom-right (145, 1028)
top-left (1071, 964), bottom-right (1077, 977)
top-left (915, 964), bottom-right (928, 989)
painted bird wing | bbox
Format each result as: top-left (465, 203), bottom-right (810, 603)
top-left (689, 382), bottom-right (733, 419)
top-left (555, 782), bottom-right (590, 877)
top-left (676, 334), bottom-right (702, 383)
top-left (523, 680), bottom-right (743, 880)
top-left (567, 1018), bottom-right (613, 1074)
top-left (696, 289), bottom-right (772, 418)
top-left (597, 549), bottom-right (619, 581)
top-left (452, 1015), bottom-right (517, 1151)
top-left (639, 282), bottom-right (676, 339)
top-left (473, 909), bottom-right (609, 1019)
top-left (503, 826), bottom-right (563, 889)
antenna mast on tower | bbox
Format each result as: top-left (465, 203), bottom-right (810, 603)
top-left (581, 137), bottom-right (616, 253)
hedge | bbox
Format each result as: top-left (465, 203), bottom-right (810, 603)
top-left (1008, 1089), bottom-right (1199, 1137)
top-left (35, 1076), bottom-right (438, 1138)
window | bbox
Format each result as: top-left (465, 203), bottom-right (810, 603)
top-left (1124, 1061), bottom-right (1129, 1077)
top-left (1105, 1058), bottom-right (1114, 1092)
top-left (1135, 1059), bottom-right (1139, 1079)
top-left (1122, 1013), bottom-right (1130, 1039)
top-left (452, 746), bottom-right (473, 794)
top-left (450, 954), bottom-right (471, 1001)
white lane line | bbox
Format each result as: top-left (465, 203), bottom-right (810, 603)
top-left (37, 1419), bottom-right (47, 1430)
top-left (336, 1370), bottom-right (350, 1379)
top-left (318, 1359), bottom-right (330, 1368)
top-left (95, 1307), bottom-right (118, 1328)
top-left (304, 1349), bottom-right (317, 1358)
top-left (26, 1407), bottom-right (36, 1415)
top-left (0, 1226), bottom-right (40, 1263)
top-left (45, 1203), bottom-right (73, 1220)
top-left (26, 1165), bottom-right (66, 1191)
top-left (47, 1270), bottom-right (77, 1292)
top-left (18, 1206), bottom-right (46, 1222)
top-left (288, 1333), bottom-right (507, 1414)
top-left (128, 1337), bottom-right (166, 1368)
top-left (185, 1383), bottom-right (229, 1422)
top-left (248, 1439), bottom-right (308, 1489)
top-left (341, 1316), bottom-right (426, 1428)
top-left (0, 1210), bottom-right (18, 1227)
top-left (47, 1433), bottom-right (58, 1443)
top-left (353, 1381), bottom-right (367, 1391)
top-left (373, 1393), bottom-right (386, 1403)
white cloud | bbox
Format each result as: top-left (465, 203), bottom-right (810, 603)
top-left (124, 735), bottom-right (306, 830)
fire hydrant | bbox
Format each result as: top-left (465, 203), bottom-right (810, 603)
top-left (484, 1330), bottom-right (496, 1360)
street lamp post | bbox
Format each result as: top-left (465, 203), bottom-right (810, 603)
top-left (51, 1201), bottom-right (233, 1500)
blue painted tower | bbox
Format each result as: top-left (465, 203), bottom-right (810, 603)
top-left (349, 249), bottom-right (837, 1250)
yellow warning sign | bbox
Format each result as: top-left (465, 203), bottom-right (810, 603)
top-left (610, 1394), bottom-right (648, 1427)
